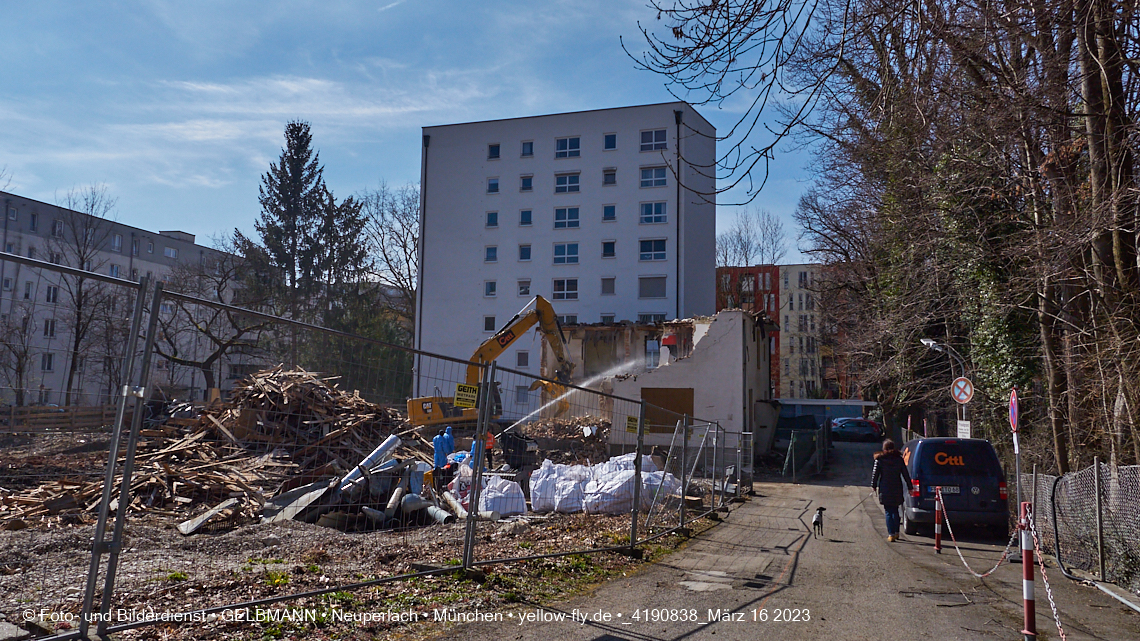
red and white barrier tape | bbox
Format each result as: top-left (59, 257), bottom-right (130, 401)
top-left (936, 488), bottom-right (1017, 578)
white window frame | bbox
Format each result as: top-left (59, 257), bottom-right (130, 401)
top-left (516, 351), bottom-right (529, 368)
top-left (41, 352), bottom-right (54, 372)
top-left (603, 168), bottom-right (616, 185)
top-left (520, 175), bottom-right (533, 192)
top-left (484, 281), bottom-right (497, 297)
top-left (46, 285), bottom-right (58, 303)
top-left (484, 316), bottom-right (497, 331)
top-left (554, 207), bottom-right (579, 229)
top-left (519, 209), bottom-right (533, 226)
top-left (552, 278), bottom-right (578, 301)
top-left (602, 204), bottom-right (616, 221)
top-left (486, 211), bottom-right (499, 228)
top-left (640, 129), bottom-right (667, 152)
top-left (554, 173), bottom-right (580, 193)
top-left (164, 246), bottom-right (178, 259)
top-left (600, 277), bottom-right (616, 296)
top-left (638, 275), bottom-right (668, 299)
top-left (517, 279), bottom-right (531, 296)
top-left (639, 238), bottom-right (667, 261)
top-left (639, 202), bottom-right (667, 224)
top-left (484, 246), bottom-right (497, 263)
top-left (112, 233), bottom-right (122, 252)
top-left (555, 136), bottom-right (580, 158)
top-left (640, 166), bottom-right (667, 188)
top-left (553, 242), bottom-right (578, 265)
top-left (51, 219), bottom-right (64, 238)
top-left (521, 140), bottom-right (534, 157)
top-left (488, 143), bottom-right (500, 160)
top-left (603, 133), bottom-right (617, 150)
top-left (601, 240), bottom-right (616, 258)
top-left (518, 244), bottom-right (531, 261)
top-left (487, 177), bottom-right (500, 194)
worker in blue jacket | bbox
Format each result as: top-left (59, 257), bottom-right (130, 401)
top-left (443, 426), bottom-right (455, 456)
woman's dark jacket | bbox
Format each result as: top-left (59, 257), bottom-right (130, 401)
top-left (871, 450), bottom-right (912, 507)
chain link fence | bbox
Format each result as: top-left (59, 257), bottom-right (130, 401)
top-left (1025, 462), bottom-right (1140, 596)
top-left (0, 257), bottom-right (755, 639)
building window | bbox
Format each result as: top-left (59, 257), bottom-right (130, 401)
top-left (555, 173), bottom-right (580, 193)
top-left (37, 387), bottom-right (51, 404)
top-left (645, 339), bottom-right (661, 369)
top-left (26, 246), bottom-right (35, 259)
top-left (43, 318), bottom-right (55, 338)
top-left (640, 166), bottom-right (667, 188)
top-left (641, 129), bottom-right (667, 151)
top-left (553, 243), bottom-right (578, 264)
top-left (520, 175), bottom-right (533, 192)
top-left (484, 281), bottom-right (497, 297)
top-left (639, 239), bottom-right (667, 261)
top-left (518, 244), bottom-right (531, 261)
top-left (109, 264), bottom-right (121, 278)
top-left (147, 241), bottom-right (154, 254)
top-left (515, 386), bottom-right (530, 405)
top-left (51, 220), bottom-right (64, 238)
top-left (555, 136), bottom-right (580, 158)
top-left (516, 351), bottom-right (529, 368)
top-left (554, 207), bottom-right (579, 228)
top-left (639, 276), bottom-right (667, 299)
top-left (41, 353), bottom-right (54, 372)
top-left (484, 316), bottom-right (497, 331)
top-left (640, 202), bottom-right (667, 223)
top-left (603, 168), bottom-right (616, 185)
top-left (29, 213), bottom-right (38, 232)
top-left (556, 314), bottom-right (577, 325)
top-left (520, 209), bottom-right (532, 226)
top-left (799, 270), bottom-right (809, 287)
top-left (603, 205), bottom-right (616, 221)
top-left (639, 313), bottom-right (667, 323)
top-left (517, 279), bottom-right (531, 296)
top-left (601, 277), bottom-right (615, 295)
top-left (807, 293), bottom-right (815, 310)
top-left (23, 281), bottom-right (34, 300)
top-left (601, 241), bottom-right (616, 258)
top-left (485, 246), bottom-right (498, 262)
top-left (164, 246), bottom-right (178, 259)
top-left (604, 133), bottom-right (617, 150)
top-left (112, 233), bottom-right (122, 252)
top-left (486, 211), bottom-right (498, 227)
top-left (1, 278), bottom-right (9, 292)
top-left (521, 141), bottom-right (534, 157)
top-left (553, 278), bottom-right (578, 300)
top-left (785, 359), bottom-right (790, 376)
top-left (601, 314), bottom-right (615, 324)
top-left (131, 238), bottom-right (139, 256)
top-left (7, 206), bottom-right (16, 221)
top-left (488, 143), bottom-right (500, 159)
top-left (487, 178), bottom-right (499, 194)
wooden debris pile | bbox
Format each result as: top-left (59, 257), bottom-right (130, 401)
top-left (522, 417), bottom-right (611, 465)
top-left (1, 366), bottom-right (426, 528)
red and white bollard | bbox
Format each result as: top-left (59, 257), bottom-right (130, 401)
top-left (933, 487), bottom-right (943, 554)
top-left (1021, 502), bottom-right (1037, 640)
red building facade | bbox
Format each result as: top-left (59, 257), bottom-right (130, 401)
top-left (716, 265), bottom-right (781, 396)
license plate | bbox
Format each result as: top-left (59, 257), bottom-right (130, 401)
top-left (930, 485), bottom-right (960, 494)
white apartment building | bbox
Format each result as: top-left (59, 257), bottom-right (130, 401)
top-left (778, 263), bottom-right (823, 399)
top-left (415, 103), bottom-right (716, 392)
top-left (0, 190), bottom-right (227, 405)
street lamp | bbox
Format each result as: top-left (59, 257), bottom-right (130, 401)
top-left (920, 339), bottom-right (968, 422)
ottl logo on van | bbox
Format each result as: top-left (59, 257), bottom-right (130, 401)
top-left (934, 452), bottom-right (965, 466)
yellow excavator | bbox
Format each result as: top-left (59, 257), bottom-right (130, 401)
top-left (407, 296), bottom-right (576, 428)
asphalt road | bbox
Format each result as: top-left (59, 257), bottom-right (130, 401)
top-left (448, 440), bottom-right (1140, 640)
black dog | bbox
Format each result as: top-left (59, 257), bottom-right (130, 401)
top-left (812, 506), bottom-right (826, 538)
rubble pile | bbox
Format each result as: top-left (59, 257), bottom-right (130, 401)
top-left (0, 367), bottom-right (421, 529)
top-left (522, 417), bottom-right (610, 465)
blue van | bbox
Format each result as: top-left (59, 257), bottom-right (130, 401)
top-left (900, 438), bottom-right (1009, 538)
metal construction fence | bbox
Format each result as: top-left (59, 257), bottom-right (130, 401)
top-left (0, 255), bottom-right (749, 640)
top-left (1023, 461), bottom-right (1140, 596)
top-left (783, 424), bottom-right (831, 481)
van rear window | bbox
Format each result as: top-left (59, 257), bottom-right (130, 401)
top-left (918, 442), bottom-right (1002, 477)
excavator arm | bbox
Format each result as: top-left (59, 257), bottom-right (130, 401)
top-left (466, 296), bottom-right (575, 385)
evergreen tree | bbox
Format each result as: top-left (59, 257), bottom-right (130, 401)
top-left (257, 121), bottom-right (325, 318)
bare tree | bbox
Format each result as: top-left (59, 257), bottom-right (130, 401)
top-left (716, 208), bottom-right (786, 266)
top-left (0, 165), bottom-right (11, 191)
top-left (51, 185), bottom-right (116, 405)
top-left (361, 182), bottom-right (419, 324)
top-left (153, 235), bottom-right (272, 392)
top-left (0, 307), bottom-right (37, 406)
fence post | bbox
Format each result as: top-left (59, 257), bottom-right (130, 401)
top-left (79, 277), bottom-right (149, 639)
top-left (1021, 502), bottom-right (1037, 641)
top-left (96, 281), bottom-right (164, 636)
top-left (791, 431), bottom-right (797, 484)
top-left (630, 401), bottom-right (646, 548)
top-left (710, 422), bottom-right (718, 508)
top-left (1095, 456), bottom-right (1105, 581)
top-left (462, 362), bottom-right (496, 571)
top-left (680, 414), bottom-right (689, 529)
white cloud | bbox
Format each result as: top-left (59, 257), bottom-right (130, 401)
top-left (377, 0), bottom-right (406, 11)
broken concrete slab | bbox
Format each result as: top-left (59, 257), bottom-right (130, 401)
top-left (177, 498), bottom-right (239, 535)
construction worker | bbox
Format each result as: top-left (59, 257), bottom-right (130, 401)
top-left (485, 430), bottom-right (495, 468)
top-left (432, 429), bottom-right (448, 492)
top-left (442, 425), bottom-right (455, 456)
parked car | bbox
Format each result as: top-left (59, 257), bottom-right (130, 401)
top-left (831, 419), bottom-right (882, 442)
top-left (901, 437), bottom-right (1009, 539)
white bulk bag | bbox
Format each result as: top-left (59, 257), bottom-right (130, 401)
top-left (479, 475), bottom-right (527, 517)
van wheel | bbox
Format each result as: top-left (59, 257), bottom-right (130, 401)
top-left (902, 511), bottom-right (919, 536)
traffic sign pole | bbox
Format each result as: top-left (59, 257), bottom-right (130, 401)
top-left (1011, 386), bottom-right (1023, 564)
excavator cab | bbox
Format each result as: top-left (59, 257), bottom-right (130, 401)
top-left (407, 296), bottom-right (572, 429)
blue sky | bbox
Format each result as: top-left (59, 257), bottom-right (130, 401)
top-left (1, 0), bottom-right (810, 260)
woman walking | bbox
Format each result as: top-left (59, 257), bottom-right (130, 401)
top-left (871, 439), bottom-right (912, 542)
